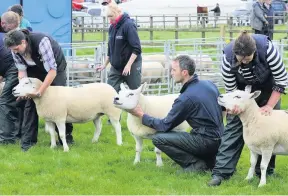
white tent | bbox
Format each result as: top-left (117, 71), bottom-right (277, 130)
top-left (119, 0), bottom-right (248, 15)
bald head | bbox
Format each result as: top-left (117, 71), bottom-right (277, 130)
top-left (1, 11), bottom-right (20, 32)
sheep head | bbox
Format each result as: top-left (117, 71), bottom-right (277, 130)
top-left (12, 77), bottom-right (42, 97)
top-left (113, 82), bottom-right (147, 110)
top-left (218, 88), bottom-right (261, 112)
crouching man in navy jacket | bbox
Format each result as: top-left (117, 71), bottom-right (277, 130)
top-left (126, 55), bottom-right (224, 173)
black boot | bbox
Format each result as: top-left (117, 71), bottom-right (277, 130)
top-left (207, 176), bottom-right (223, 186)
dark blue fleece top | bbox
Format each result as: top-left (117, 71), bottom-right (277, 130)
top-left (142, 74), bottom-right (224, 139)
top-left (108, 13), bottom-right (142, 71)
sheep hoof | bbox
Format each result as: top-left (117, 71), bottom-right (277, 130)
top-left (117, 141), bottom-right (123, 146)
top-left (63, 147), bottom-right (70, 152)
top-left (258, 182), bottom-right (266, 187)
top-left (245, 176), bottom-right (253, 182)
top-left (133, 160), bottom-right (140, 165)
top-left (50, 144), bottom-right (57, 149)
top-left (91, 138), bottom-right (98, 143)
top-left (156, 162), bottom-right (164, 167)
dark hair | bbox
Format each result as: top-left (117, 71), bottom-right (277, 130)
top-left (173, 55), bottom-right (196, 76)
top-left (9, 4), bottom-right (23, 16)
top-left (233, 30), bottom-right (256, 56)
top-left (4, 29), bottom-right (26, 47)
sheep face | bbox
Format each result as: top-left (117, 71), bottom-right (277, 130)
top-left (218, 89), bottom-right (261, 112)
top-left (12, 78), bottom-right (41, 97)
top-left (113, 83), bottom-right (147, 110)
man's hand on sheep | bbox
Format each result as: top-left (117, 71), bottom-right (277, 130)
top-left (259, 105), bottom-right (273, 116)
top-left (122, 64), bottom-right (131, 76)
top-left (16, 92), bottom-right (39, 101)
top-left (126, 104), bottom-right (144, 118)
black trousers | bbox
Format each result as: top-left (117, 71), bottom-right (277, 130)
top-left (152, 131), bottom-right (221, 170)
top-left (18, 69), bottom-right (73, 151)
top-left (0, 66), bottom-right (20, 144)
top-left (212, 100), bottom-right (280, 179)
top-left (107, 59), bottom-right (142, 93)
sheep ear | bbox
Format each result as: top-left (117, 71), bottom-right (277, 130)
top-left (120, 83), bottom-right (127, 91)
top-left (250, 91), bottom-right (261, 99)
top-left (140, 82), bottom-right (147, 92)
top-left (245, 85), bottom-right (252, 93)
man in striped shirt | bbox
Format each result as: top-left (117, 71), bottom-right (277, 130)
top-left (208, 31), bottom-right (288, 186)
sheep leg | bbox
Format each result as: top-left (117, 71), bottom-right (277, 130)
top-left (55, 122), bottom-right (69, 152)
top-left (109, 118), bottom-right (122, 146)
top-left (133, 135), bottom-right (143, 165)
top-left (45, 122), bottom-right (57, 149)
top-left (92, 116), bottom-right (102, 143)
top-left (44, 122), bottom-right (49, 133)
top-left (258, 149), bottom-right (273, 187)
top-left (155, 147), bottom-right (163, 167)
top-left (245, 150), bottom-right (258, 181)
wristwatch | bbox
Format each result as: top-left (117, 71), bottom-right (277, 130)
top-left (36, 92), bottom-right (42, 98)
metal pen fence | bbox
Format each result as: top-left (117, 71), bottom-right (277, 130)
top-left (60, 37), bottom-right (288, 95)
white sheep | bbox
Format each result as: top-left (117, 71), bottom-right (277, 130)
top-left (67, 58), bottom-right (99, 84)
top-left (140, 62), bottom-right (166, 84)
top-left (106, 62), bottom-right (166, 84)
top-left (12, 77), bottom-right (122, 152)
top-left (217, 87), bottom-right (288, 187)
top-left (142, 54), bottom-right (171, 68)
top-left (176, 54), bottom-right (214, 70)
top-left (113, 82), bottom-right (190, 166)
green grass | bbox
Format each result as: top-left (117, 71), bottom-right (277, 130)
top-left (1, 97), bottom-right (288, 194)
top-left (72, 25), bottom-right (288, 43)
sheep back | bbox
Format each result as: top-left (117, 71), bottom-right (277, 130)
top-left (242, 110), bottom-right (288, 151)
top-left (127, 94), bottom-right (190, 137)
top-left (36, 83), bottom-right (121, 123)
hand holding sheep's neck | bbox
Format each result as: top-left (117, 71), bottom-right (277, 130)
top-left (238, 101), bottom-right (261, 126)
top-left (32, 88), bottom-right (50, 108)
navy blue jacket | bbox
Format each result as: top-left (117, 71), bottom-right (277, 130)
top-left (142, 74), bottom-right (224, 139)
top-left (108, 13), bottom-right (142, 71)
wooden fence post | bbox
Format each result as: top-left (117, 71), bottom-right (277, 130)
top-left (220, 24), bottom-right (226, 40)
top-left (150, 16), bottom-right (153, 42)
top-left (102, 16), bottom-right (107, 42)
top-left (175, 15), bottom-right (179, 42)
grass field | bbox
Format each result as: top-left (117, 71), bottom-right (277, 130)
top-left (1, 27), bottom-right (288, 195)
top-left (72, 25), bottom-right (288, 43)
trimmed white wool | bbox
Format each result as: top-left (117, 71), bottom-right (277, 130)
top-left (12, 77), bottom-right (122, 152)
top-left (218, 88), bottom-right (288, 187)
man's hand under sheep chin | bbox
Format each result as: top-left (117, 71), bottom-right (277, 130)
top-left (16, 93), bottom-right (38, 101)
top-left (126, 104), bottom-right (144, 118)
top-left (259, 105), bottom-right (273, 116)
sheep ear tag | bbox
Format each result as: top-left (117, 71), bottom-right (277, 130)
top-left (249, 91), bottom-right (261, 99)
top-left (245, 85), bottom-right (252, 93)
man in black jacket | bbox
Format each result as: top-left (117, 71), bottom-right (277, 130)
top-left (0, 32), bottom-right (20, 144)
top-left (126, 55), bottom-right (224, 172)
